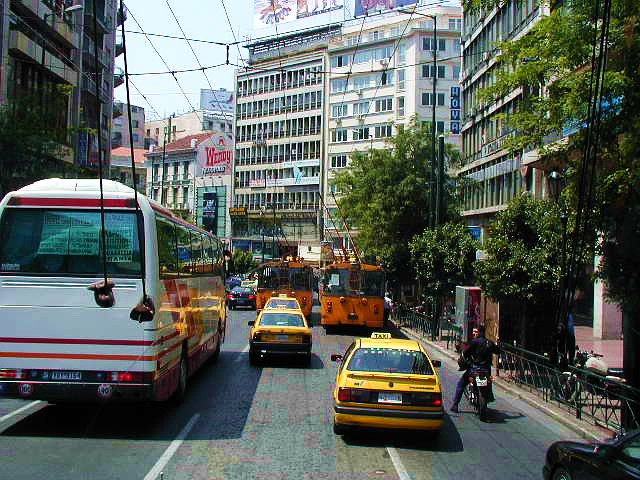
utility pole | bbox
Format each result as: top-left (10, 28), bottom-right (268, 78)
top-left (430, 19), bottom-right (437, 229)
top-left (160, 114), bottom-right (172, 205)
top-left (435, 135), bottom-right (445, 227)
top-left (272, 202), bottom-right (277, 260)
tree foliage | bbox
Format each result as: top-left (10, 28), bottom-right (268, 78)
top-left (0, 89), bottom-right (92, 197)
top-left (410, 222), bottom-right (478, 304)
top-left (230, 249), bottom-right (258, 275)
top-left (330, 119), bottom-right (459, 287)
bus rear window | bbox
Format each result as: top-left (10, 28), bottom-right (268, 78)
top-left (0, 209), bottom-right (142, 276)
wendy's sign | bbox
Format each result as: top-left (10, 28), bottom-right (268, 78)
top-left (197, 134), bottom-right (233, 176)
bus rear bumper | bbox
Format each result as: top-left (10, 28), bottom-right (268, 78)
top-left (0, 380), bottom-right (154, 403)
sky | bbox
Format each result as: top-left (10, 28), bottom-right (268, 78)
top-left (114, 1), bottom-right (461, 122)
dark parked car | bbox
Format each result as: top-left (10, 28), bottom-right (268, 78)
top-left (543, 429), bottom-right (640, 480)
top-left (227, 287), bottom-right (256, 310)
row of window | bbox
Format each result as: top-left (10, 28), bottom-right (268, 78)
top-left (330, 124), bottom-right (394, 143)
top-left (235, 166), bottom-right (320, 187)
top-left (152, 160), bottom-right (190, 179)
top-left (330, 71), bottom-right (395, 94)
top-left (234, 191), bottom-right (320, 211)
top-left (235, 141), bottom-right (321, 166)
top-left (460, 166), bottom-right (524, 212)
top-left (235, 116), bottom-right (321, 143)
top-left (237, 66), bottom-right (323, 97)
top-left (236, 91), bottom-right (323, 119)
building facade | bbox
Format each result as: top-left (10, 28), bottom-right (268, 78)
top-left (326, 6), bottom-right (463, 246)
top-left (145, 110), bottom-right (233, 148)
top-left (112, 101), bottom-right (145, 148)
top-left (232, 26), bottom-right (340, 262)
top-left (1, 0), bottom-right (122, 170)
top-left (110, 145), bottom-right (146, 193)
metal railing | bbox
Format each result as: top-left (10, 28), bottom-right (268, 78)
top-left (498, 342), bottom-right (640, 434)
top-left (391, 304), bottom-right (436, 339)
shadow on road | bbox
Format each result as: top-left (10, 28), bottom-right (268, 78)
top-left (250, 352), bottom-right (325, 370)
top-left (340, 414), bottom-right (464, 453)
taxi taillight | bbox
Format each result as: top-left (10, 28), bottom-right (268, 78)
top-left (248, 295), bottom-right (256, 299)
top-left (301, 296), bottom-right (307, 304)
top-left (337, 388), bottom-right (371, 403)
top-left (253, 333), bottom-right (262, 341)
top-left (301, 334), bottom-right (311, 344)
top-left (412, 392), bottom-right (442, 406)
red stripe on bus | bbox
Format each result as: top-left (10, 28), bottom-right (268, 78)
top-left (157, 341), bottom-right (182, 359)
top-left (8, 197), bottom-right (137, 208)
top-left (0, 337), bottom-right (153, 346)
top-left (151, 330), bottom-right (180, 346)
top-left (0, 352), bottom-right (156, 361)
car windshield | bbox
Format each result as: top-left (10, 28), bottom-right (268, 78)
top-left (259, 312), bottom-right (306, 327)
top-left (347, 348), bottom-right (434, 375)
top-left (266, 299), bottom-right (298, 309)
top-left (231, 287), bottom-right (252, 295)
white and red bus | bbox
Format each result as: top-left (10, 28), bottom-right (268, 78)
top-left (0, 179), bottom-right (227, 403)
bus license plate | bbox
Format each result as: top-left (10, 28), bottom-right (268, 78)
top-left (378, 392), bottom-right (402, 404)
top-left (51, 371), bottom-right (82, 381)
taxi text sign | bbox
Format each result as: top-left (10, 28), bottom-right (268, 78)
top-left (197, 134), bottom-right (233, 176)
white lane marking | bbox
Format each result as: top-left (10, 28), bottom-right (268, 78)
top-left (143, 413), bottom-right (200, 480)
top-left (235, 345), bottom-right (249, 362)
top-left (386, 446), bottom-right (412, 480)
top-left (0, 400), bottom-right (43, 424)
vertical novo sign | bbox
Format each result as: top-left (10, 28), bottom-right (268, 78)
top-left (450, 86), bottom-right (461, 134)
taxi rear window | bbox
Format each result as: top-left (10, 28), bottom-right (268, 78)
top-left (259, 312), bottom-right (305, 327)
top-left (347, 348), bottom-right (434, 375)
top-left (266, 299), bottom-right (298, 309)
top-left (0, 209), bottom-right (142, 276)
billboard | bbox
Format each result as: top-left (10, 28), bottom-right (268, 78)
top-left (197, 134), bottom-right (234, 176)
top-left (254, 0), bottom-right (344, 32)
top-left (202, 192), bottom-right (218, 233)
top-left (199, 89), bottom-right (235, 115)
top-left (354, 0), bottom-right (416, 16)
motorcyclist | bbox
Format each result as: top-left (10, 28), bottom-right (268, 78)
top-left (450, 325), bottom-right (500, 413)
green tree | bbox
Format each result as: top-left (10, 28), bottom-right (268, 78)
top-left (475, 194), bottom-right (564, 350)
top-left (230, 249), bottom-right (258, 275)
top-left (330, 119), bottom-right (459, 288)
top-left (410, 222), bottom-right (478, 323)
top-left (0, 89), bottom-right (91, 197)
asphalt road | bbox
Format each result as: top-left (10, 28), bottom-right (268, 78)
top-left (0, 306), bottom-right (585, 479)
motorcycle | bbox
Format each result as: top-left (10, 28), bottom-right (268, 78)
top-left (556, 347), bottom-right (625, 403)
top-left (464, 368), bottom-right (492, 422)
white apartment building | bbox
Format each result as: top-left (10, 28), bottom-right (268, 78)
top-left (145, 110), bottom-right (233, 147)
top-left (232, 26), bottom-right (340, 262)
top-left (326, 6), bottom-right (463, 245)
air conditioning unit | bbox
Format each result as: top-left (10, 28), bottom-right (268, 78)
top-left (357, 115), bottom-right (366, 122)
top-left (380, 58), bottom-right (389, 66)
top-left (482, 52), bottom-right (490, 62)
top-left (335, 118), bottom-right (342, 125)
top-left (356, 89), bottom-right (364, 96)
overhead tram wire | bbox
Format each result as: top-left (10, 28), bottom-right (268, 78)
top-left (165, 0), bottom-right (234, 122)
top-left (337, 14), bottom-right (368, 109)
top-left (221, 0), bottom-right (248, 66)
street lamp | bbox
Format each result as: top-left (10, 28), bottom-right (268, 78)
top-left (399, 7), bottom-right (437, 229)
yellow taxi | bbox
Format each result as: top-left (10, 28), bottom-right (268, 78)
top-left (248, 307), bottom-right (312, 365)
top-left (331, 332), bottom-right (444, 436)
top-left (263, 294), bottom-right (302, 312)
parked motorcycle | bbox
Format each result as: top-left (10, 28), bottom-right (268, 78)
top-left (464, 368), bottom-right (492, 421)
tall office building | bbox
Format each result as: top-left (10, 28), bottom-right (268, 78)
top-left (326, 5), bottom-right (463, 246)
top-left (232, 25), bottom-right (339, 261)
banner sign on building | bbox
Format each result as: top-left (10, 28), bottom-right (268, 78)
top-left (202, 192), bottom-right (218, 233)
top-left (254, 0), bottom-right (297, 28)
top-left (197, 134), bottom-right (233, 176)
top-left (354, 0), bottom-right (416, 17)
top-left (297, 0), bottom-right (344, 19)
top-left (450, 85), bottom-right (461, 134)
top-left (199, 89), bottom-right (235, 115)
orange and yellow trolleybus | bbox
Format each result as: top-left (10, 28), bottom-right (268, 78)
top-left (320, 261), bottom-right (385, 330)
top-left (256, 259), bottom-right (314, 318)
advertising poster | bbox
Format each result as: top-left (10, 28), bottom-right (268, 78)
top-left (199, 89), bottom-right (235, 115)
top-left (297, 0), bottom-right (344, 19)
top-left (197, 134), bottom-right (233, 176)
top-left (202, 192), bottom-right (218, 233)
top-left (354, 0), bottom-right (416, 16)
top-left (254, 0), bottom-right (297, 29)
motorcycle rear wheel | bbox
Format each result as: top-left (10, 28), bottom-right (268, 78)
top-left (477, 389), bottom-right (488, 421)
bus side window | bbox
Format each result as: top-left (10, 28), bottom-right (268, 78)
top-left (201, 234), bottom-right (213, 273)
top-left (189, 230), bottom-right (203, 275)
top-left (176, 224), bottom-right (192, 276)
top-left (156, 217), bottom-right (178, 277)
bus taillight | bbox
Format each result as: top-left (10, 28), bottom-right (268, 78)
top-left (110, 371), bottom-right (151, 382)
top-left (0, 369), bottom-right (18, 378)
top-left (326, 301), bottom-right (333, 312)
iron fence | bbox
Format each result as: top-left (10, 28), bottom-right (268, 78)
top-left (498, 342), bottom-right (640, 435)
top-left (391, 304), bottom-right (435, 339)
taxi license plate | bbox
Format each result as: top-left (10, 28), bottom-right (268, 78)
top-left (51, 371), bottom-right (82, 381)
top-left (475, 377), bottom-right (488, 387)
top-left (378, 392), bottom-right (402, 404)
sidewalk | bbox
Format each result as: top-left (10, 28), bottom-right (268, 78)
top-left (390, 319), bottom-right (616, 442)
top-left (574, 325), bottom-right (623, 368)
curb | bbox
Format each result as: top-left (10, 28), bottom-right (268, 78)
top-left (392, 322), bottom-right (607, 442)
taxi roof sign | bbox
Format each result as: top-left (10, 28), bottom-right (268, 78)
top-left (371, 332), bottom-right (392, 339)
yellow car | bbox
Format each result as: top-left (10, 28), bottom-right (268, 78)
top-left (331, 332), bottom-right (444, 436)
top-left (263, 294), bottom-right (302, 311)
top-left (248, 307), bottom-right (312, 365)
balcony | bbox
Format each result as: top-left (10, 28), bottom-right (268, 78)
top-left (84, 3), bottom-right (113, 34)
top-left (115, 38), bottom-right (124, 57)
top-left (117, 5), bottom-right (128, 27)
top-left (113, 67), bottom-right (124, 88)
top-left (81, 76), bottom-right (109, 102)
top-left (83, 34), bottom-right (110, 68)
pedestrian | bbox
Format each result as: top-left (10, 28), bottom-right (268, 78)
top-left (566, 310), bottom-right (576, 365)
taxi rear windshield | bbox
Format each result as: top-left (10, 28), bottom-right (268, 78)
top-left (0, 209), bottom-right (142, 276)
top-left (265, 299), bottom-right (298, 309)
top-left (347, 348), bottom-right (434, 375)
top-left (259, 312), bottom-right (305, 327)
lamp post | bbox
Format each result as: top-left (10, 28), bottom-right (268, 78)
top-left (399, 8), bottom-right (437, 229)
top-left (548, 169), bottom-right (569, 363)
